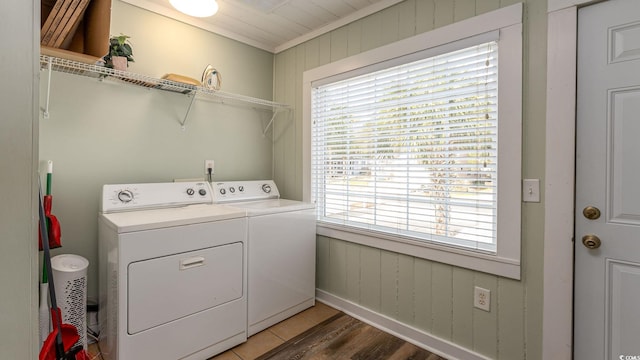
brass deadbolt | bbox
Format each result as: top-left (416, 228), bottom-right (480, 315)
top-left (582, 234), bottom-right (601, 249)
top-left (583, 206), bottom-right (601, 220)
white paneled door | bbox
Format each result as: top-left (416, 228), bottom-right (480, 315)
top-left (575, 0), bottom-right (640, 358)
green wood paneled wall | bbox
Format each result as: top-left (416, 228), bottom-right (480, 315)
top-left (274, 0), bottom-right (547, 358)
top-left (317, 236), bottom-right (526, 359)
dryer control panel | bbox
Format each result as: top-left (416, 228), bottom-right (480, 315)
top-left (101, 181), bottom-right (212, 213)
top-left (211, 180), bottom-right (280, 203)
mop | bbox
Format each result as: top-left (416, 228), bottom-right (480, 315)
top-left (38, 178), bottom-right (88, 360)
top-left (40, 161), bottom-right (62, 346)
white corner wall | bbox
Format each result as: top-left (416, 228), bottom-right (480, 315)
top-left (0, 0), bottom-right (39, 357)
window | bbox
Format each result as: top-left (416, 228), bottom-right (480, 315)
top-left (303, 4), bottom-right (522, 278)
top-left (313, 39), bottom-right (499, 253)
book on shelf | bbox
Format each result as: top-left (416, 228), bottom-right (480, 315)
top-left (41, 0), bottom-right (74, 45)
top-left (50, 0), bottom-right (91, 48)
top-left (41, 0), bottom-right (63, 41)
top-left (47, 0), bottom-right (81, 46)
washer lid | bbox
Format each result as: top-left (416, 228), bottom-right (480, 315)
top-left (100, 204), bottom-right (246, 232)
top-left (234, 198), bottom-right (315, 216)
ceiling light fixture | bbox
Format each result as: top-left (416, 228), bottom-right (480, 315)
top-left (169, 0), bottom-right (219, 17)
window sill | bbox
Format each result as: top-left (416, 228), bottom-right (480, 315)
top-left (317, 223), bottom-right (520, 279)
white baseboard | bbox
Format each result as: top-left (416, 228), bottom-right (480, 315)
top-left (316, 289), bottom-right (491, 360)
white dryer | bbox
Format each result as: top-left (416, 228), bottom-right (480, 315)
top-left (98, 181), bottom-right (247, 360)
top-left (211, 180), bottom-right (316, 336)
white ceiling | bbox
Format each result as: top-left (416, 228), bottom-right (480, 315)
top-left (120, 0), bottom-right (404, 53)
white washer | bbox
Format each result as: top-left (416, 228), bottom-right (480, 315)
top-left (211, 180), bottom-right (316, 336)
top-left (98, 181), bottom-right (247, 360)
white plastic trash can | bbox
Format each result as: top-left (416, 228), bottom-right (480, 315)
top-left (51, 254), bottom-right (89, 350)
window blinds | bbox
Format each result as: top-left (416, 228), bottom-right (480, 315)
top-left (311, 41), bottom-right (499, 253)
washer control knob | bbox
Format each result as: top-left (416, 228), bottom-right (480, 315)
top-left (199, 188), bottom-right (207, 196)
top-left (229, 187), bottom-right (236, 193)
top-left (186, 188), bottom-right (195, 196)
top-left (238, 185), bottom-right (244, 192)
top-left (262, 184), bottom-right (272, 193)
top-left (117, 190), bottom-right (134, 203)
top-left (220, 188), bottom-right (226, 195)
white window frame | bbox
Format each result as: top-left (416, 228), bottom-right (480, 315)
top-left (302, 4), bottom-right (523, 279)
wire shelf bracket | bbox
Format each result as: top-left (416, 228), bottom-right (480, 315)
top-left (179, 95), bottom-right (197, 130)
top-left (262, 107), bottom-right (290, 136)
top-left (43, 57), bottom-right (53, 119)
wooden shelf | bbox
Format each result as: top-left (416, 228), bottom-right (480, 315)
top-left (40, 0), bottom-right (111, 59)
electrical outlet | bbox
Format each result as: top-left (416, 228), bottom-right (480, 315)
top-left (474, 286), bottom-right (491, 312)
top-left (204, 160), bottom-right (214, 175)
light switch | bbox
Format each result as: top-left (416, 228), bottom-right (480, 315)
top-left (523, 179), bottom-right (540, 202)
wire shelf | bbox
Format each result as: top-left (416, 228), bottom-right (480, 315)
top-left (39, 55), bottom-right (291, 111)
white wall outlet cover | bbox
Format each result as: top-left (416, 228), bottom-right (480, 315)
top-left (474, 286), bottom-right (491, 312)
top-left (204, 160), bottom-right (215, 175)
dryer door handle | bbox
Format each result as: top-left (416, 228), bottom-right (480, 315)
top-left (179, 256), bottom-right (205, 270)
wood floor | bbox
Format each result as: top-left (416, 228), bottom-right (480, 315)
top-left (87, 302), bottom-right (446, 360)
top-left (253, 313), bottom-right (445, 360)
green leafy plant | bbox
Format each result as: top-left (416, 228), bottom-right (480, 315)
top-left (104, 34), bottom-right (134, 68)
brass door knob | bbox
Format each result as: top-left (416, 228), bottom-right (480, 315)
top-left (583, 206), bottom-right (601, 220)
top-left (582, 234), bottom-right (601, 249)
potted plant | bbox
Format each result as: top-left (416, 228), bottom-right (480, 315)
top-left (104, 34), bottom-right (134, 71)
